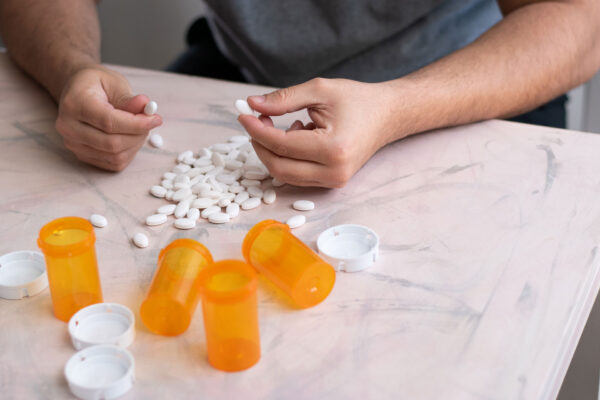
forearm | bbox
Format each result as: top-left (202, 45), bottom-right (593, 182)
top-left (385, 1), bottom-right (600, 142)
top-left (0, 0), bottom-right (101, 100)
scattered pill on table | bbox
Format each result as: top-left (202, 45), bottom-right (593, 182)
top-left (146, 213), bottom-right (168, 226)
top-left (263, 189), bottom-right (276, 204)
top-left (186, 208), bottom-right (200, 221)
top-left (149, 133), bottom-right (163, 148)
top-left (293, 200), bottom-right (315, 211)
top-left (208, 212), bottom-right (230, 224)
top-left (201, 205), bottom-right (221, 219)
top-left (241, 197), bottom-right (261, 210)
top-left (157, 204), bottom-right (176, 215)
top-left (150, 185), bottom-right (167, 198)
top-left (234, 99), bottom-right (253, 115)
top-left (89, 214), bottom-right (107, 228)
top-left (226, 203), bottom-right (240, 218)
top-left (144, 101), bottom-right (158, 116)
top-left (286, 215), bottom-right (306, 229)
top-left (133, 233), bottom-right (149, 248)
top-left (174, 218), bottom-right (196, 230)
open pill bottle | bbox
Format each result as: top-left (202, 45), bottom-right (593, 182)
top-left (199, 260), bottom-right (260, 372)
top-left (140, 238), bottom-right (213, 336)
top-left (242, 220), bottom-right (336, 308)
top-left (37, 217), bottom-right (103, 322)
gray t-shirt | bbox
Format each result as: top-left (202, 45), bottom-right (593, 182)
top-left (204, 0), bottom-right (502, 87)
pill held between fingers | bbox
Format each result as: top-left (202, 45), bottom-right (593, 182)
top-left (241, 197), bottom-right (261, 210)
top-left (174, 218), bottom-right (196, 230)
top-left (293, 200), bottom-right (315, 211)
top-left (89, 214), bottom-right (107, 228)
top-left (144, 100), bottom-right (158, 116)
top-left (201, 205), bottom-right (221, 218)
top-left (157, 204), bottom-right (176, 215)
top-left (150, 185), bottom-right (167, 198)
top-left (263, 189), bottom-right (276, 204)
top-left (286, 215), bottom-right (306, 229)
top-left (272, 177), bottom-right (285, 187)
top-left (235, 99), bottom-right (254, 115)
top-left (226, 203), bottom-right (240, 218)
top-left (146, 213), bottom-right (168, 226)
top-left (133, 233), bottom-right (149, 248)
top-left (208, 212), bottom-right (230, 224)
top-left (149, 133), bottom-right (163, 148)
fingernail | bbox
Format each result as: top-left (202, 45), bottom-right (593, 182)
top-left (249, 95), bottom-right (265, 103)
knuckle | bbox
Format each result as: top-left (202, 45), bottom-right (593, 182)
top-left (310, 77), bottom-right (329, 92)
top-left (99, 113), bottom-right (115, 133)
top-left (331, 166), bottom-right (352, 188)
top-left (105, 136), bottom-right (122, 153)
top-left (273, 87), bottom-right (292, 104)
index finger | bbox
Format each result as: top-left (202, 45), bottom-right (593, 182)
top-left (79, 96), bottom-right (162, 135)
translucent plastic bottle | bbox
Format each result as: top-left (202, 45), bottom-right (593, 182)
top-left (140, 238), bottom-right (213, 336)
top-left (199, 260), bottom-right (260, 371)
top-left (242, 220), bottom-right (336, 308)
top-left (37, 217), bottom-right (103, 322)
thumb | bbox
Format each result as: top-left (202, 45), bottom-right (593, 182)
top-left (114, 94), bottom-right (151, 114)
top-left (248, 78), bottom-right (325, 116)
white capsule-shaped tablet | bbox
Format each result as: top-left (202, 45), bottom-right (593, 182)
top-left (241, 179), bottom-right (261, 187)
top-left (229, 184), bottom-right (244, 194)
top-left (272, 177), bottom-right (285, 187)
top-left (199, 148), bottom-right (212, 158)
top-left (149, 133), bottom-right (163, 148)
top-left (234, 191), bottom-right (249, 204)
top-left (229, 135), bottom-right (250, 143)
top-left (208, 212), bottom-right (230, 224)
top-left (226, 149), bottom-right (240, 161)
top-left (202, 189), bottom-right (223, 199)
top-left (217, 198), bottom-right (231, 208)
top-left (146, 213), bottom-right (168, 226)
top-left (172, 188), bottom-right (192, 202)
top-left (230, 169), bottom-right (243, 181)
top-left (247, 186), bottom-right (263, 198)
top-left (201, 205), bottom-right (221, 219)
top-left (239, 142), bottom-right (253, 153)
top-left (241, 197), bottom-right (261, 210)
top-left (157, 204), bottom-right (176, 215)
top-left (161, 179), bottom-right (174, 190)
top-left (177, 150), bottom-right (194, 163)
top-left (211, 152), bottom-right (225, 167)
top-left (165, 190), bottom-right (174, 201)
top-left (174, 218), bottom-right (196, 230)
top-left (263, 189), bottom-right (276, 204)
top-left (244, 170), bottom-right (269, 180)
top-left (187, 208), bottom-right (200, 221)
top-left (235, 99), bottom-right (254, 115)
top-left (173, 182), bottom-right (191, 190)
top-left (193, 157), bottom-right (212, 167)
top-left (286, 215), bottom-right (306, 229)
top-left (186, 168), bottom-right (204, 178)
top-left (211, 143), bottom-right (232, 154)
top-left (182, 156), bottom-right (196, 166)
top-left (89, 214), bottom-right (107, 228)
top-left (174, 200), bottom-right (191, 219)
top-left (150, 185), bottom-right (167, 198)
top-left (173, 164), bottom-right (191, 174)
top-left (174, 173), bottom-right (191, 184)
top-left (192, 197), bottom-right (217, 209)
top-left (144, 101), bottom-right (158, 116)
top-left (133, 233), bottom-right (149, 248)
top-left (163, 172), bottom-right (176, 180)
top-left (191, 183), bottom-right (211, 194)
top-left (216, 173), bottom-right (236, 185)
top-left (226, 203), bottom-right (240, 218)
top-left (292, 200), bottom-right (315, 211)
top-left (189, 175), bottom-right (205, 186)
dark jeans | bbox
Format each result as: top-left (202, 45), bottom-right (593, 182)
top-left (169, 18), bottom-right (567, 129)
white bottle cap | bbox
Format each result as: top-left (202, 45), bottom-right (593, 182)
top-left (68, 303), bottom-right (135, 350)
top-left (317, 224), bottom-right (379, 272)
top-left (0, 250), bottom-right (48, 300)
top-left (65, 345), bottom-right (135, 400)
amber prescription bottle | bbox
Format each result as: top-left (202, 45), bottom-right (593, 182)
top-left (37, 217), bottom-right (103, 322)
top-left (199, 260), bottom-right (260, 372)
top-left (140, 238), bottom-right (213, 336)
top-left (242, 220), bottom-right (336, 308)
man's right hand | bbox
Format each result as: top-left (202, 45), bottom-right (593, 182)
top-left (55, 65), bottom-right (162, 171)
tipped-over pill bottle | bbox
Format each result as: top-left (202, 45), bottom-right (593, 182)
top-left (37, 217), bottom-right (103, 322)
top-left (199, 260), bottom-right (260, 371)
top-left (140, 239), bottom-right (213, 336)
top-left (242, 220), bottom-right (336, 308)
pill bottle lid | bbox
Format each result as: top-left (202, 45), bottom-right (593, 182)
top-left (68, 303), bottom-right (135, 350)
top-left (316, 224), bottom-right (379, 272)
top-left (65, 344), bottom-right (135, 400)
top-left (0, 250), bottom-right (48, 299)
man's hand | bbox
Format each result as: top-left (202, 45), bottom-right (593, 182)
top-left (238, 78), bottom-right (401, 188)
top-left (56, 66), bottom-right (162, 171)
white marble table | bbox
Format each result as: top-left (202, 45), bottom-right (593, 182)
top-left (1, 53), bottom-right (600, 400)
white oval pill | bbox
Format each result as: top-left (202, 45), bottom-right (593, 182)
top-left (241, 197), bottom-right (261, 210)
top-left (144, 101), bottom-right (158, 116)
top-left (244, 170), bottom-right (269, 180)
top-left (173, 164), bottom-right (191, 174)
top-left (263, 189), bottom-right (276, 204)
top-left (201, 206), bottom-right (221, 219)
top-left (174, 200), bottom-right (191, 218)
top-left (89, 214), bottom-right (107, 228)
top-left (286, 215), bottom-right (306, 229)
top-left (157, 204), bottom-right (176, 215)
top-left (217, 198), bottom-right (231, 208)
top-left (165, 190), bottom-right (174, 201)
top-left (240, 179), bottom-right (261, 187)
top-left (133, 233), bottom-right (149, 248)
top-left (150, 185), bottom-right (167, 198)
top-left (208, 212), bottom-right (230, 224)
top-left (293, 200), bottom-right (315, 211)
top-left (211, 152), bottom-right (225, 167)
top-left (225, 160), bottom-right (243, 170)
top-left (247, 186), bottom-right (263, 198)
top-left (177, 150), bottom-right (193, 162)
top-left (235, 99), bottom-right (254, 115)
top-left (192, 197), bottom-right (217, 209)
top-left (149, 133), bottom-right (163, 148)
top-left (211, 143), bottom-right (232, 154)
top-left (229, 184), bottom-right (244, 194)
top-left (187, 208), bottom-right (200, 221)
top-left (163, 172), bottom-right (176, 180)
top-left (174, 174), bottom-right (191, 185)
top-left (161, 179), bottom-right (174, 190)
top-left (146, 213), bottom-right (168, 226)
top-left (174, 218), bottom-right (196, 230)
top-left (216, 173), bottom-right (236, 185)
top-left (229, 135), bottom-right (250, 143)
top-left (234, 191), bottom-right (249, 204)
top-left (226, 203), bottom-right (240, 218)
top-left (172, 188), bottom-right (192, 202)
top-left (191, 183), bottom-right (211, 194)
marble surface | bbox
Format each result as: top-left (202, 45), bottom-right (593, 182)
top-left (1, 52), bottom-right (600, 400)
